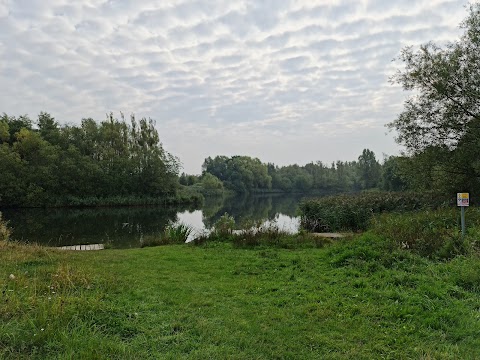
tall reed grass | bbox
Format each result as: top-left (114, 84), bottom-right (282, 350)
top-left (140, 223), bottom-right (193, 247)
top-left (300, 191), bottom-right (450, 232)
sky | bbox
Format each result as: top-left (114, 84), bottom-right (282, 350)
top-left (0, 0), bottom-right (470, 173)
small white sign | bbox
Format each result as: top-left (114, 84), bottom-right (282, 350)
top-left (457, 193), bottom-right (469, 207)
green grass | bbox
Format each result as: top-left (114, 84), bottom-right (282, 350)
top-left (1, 234), bottom-right (480, 359)
top-left (371, 208), bottom-right (480, 259)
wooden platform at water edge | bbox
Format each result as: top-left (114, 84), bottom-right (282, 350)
top-left (58, 244), bottom-right (104, 251)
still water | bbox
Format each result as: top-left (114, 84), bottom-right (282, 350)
top-left (1, 194), bottom-right (304, 248)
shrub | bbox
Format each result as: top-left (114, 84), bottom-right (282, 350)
top-left (299, 191), bottom-right (450, 232)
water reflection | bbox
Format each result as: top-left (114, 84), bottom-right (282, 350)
top-left (202, 194), bottom-right (300, 226)
top-left (1, 194), bottom-right (302, 248)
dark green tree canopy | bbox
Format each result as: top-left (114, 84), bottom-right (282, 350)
top-left (0, 112), bottom-right (180, 206)
top-left (389, 4), bottom-right (480, 153)
top-left (357, 149), bottom-right (381, 189)
top-left (202, 155), bottom-right (272, 193)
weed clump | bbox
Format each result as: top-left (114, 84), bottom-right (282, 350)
top-left (140, 223), bottom-right (193, 247)
top-left (213, 213), bottom-right (236, 237)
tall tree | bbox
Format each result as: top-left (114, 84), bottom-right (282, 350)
top-left (357, 149), bottom-right (381, 189)
top-left (37, 112), bottom-right (61, 146)
top-left (389, 4), bottom-right (480, 152)
top-left (389, 4), bottom-right (480, 193)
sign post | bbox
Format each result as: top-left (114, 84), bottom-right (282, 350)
top-left (457, 193), bottom-right (469, 238)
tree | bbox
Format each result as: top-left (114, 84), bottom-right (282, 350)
top-left (0, 144), bottom-right (28, 206)
top-left (357, 149), bottom-right (381, 189)
top-left (37, 112), bottom-right (61, 145)
top-left (389, 4), bottom-right (480, 194)
top-left (0, 113), bottom-right (32, 144)
top-left (389, 4), bottom-right (480, 153)
top-left (200, 173), bottom-right (224, 195)
top-left (202, 155), bottom-right (271, 193)
top-left (0, 112), bottom-right (181, 206)
top-left (381, 156), bottom-right (408, 191)
top-left (0, 119), bottom-right (8, 143)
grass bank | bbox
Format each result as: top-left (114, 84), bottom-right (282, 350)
top-left (1, 233), bottom-right (479, 359)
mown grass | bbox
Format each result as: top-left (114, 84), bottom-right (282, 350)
top-left (1, 229), bottom-right (480, 359)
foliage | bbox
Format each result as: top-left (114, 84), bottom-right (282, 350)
top-left (231, 220), bottom-right (294, 248)
top-left (299, 191), bottom-right (450, 232)
top-left (357, 148), bottom-right (381, 189)
top-left (197, 173), bottom-right (224, 196)
top-left (0, 112), bottom-right (181, 207)
top-left (389, 4), bottom-right (480, 195)
top-left (381, 155), bottom-right (409, 191)
top-left (202, 155), bottom-right (272, 193)
top-left (389, 4), bottom-right (480, 152)
top-left (178, 172), bottom-right (201, 186)
top-left (201, 149), bottom-right (394, 195)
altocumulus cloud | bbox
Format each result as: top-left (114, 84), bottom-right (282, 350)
top-left (0, 0), bottom-right (469, 172)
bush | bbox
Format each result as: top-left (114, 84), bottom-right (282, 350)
top-left (299, 191), bottom-right (450, 232)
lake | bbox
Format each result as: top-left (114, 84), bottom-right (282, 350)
top-left (1, 194), bottom-right (304, 248)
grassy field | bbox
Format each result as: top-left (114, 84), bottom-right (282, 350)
top-left (1, 232), bottom-right (480, 359)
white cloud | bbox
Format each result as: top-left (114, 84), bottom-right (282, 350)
top-left (0, 0), bottom-right (469, 172)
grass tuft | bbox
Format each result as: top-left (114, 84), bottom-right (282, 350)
top-left (140, 223), bottom-right (193, 247)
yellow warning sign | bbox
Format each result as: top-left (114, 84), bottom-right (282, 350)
top-left (457, 193), bottom-right (469, 207)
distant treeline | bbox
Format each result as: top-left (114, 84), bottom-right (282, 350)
top-left (181, 149), bottom-right (406, 194)
top-left (0, 112), bottom-right (182, 207)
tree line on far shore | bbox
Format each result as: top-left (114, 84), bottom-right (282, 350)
top-left (181, 149), bottom-right (402, 195)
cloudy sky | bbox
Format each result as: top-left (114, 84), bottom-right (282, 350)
top-left (0, 0), bottom-right (470, 173)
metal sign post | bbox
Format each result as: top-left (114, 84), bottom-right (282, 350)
top-left (457, 193), bottom-right (469, 238)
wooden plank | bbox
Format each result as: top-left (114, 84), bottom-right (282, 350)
top-left (58, 244), bottom-right (104, 251)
